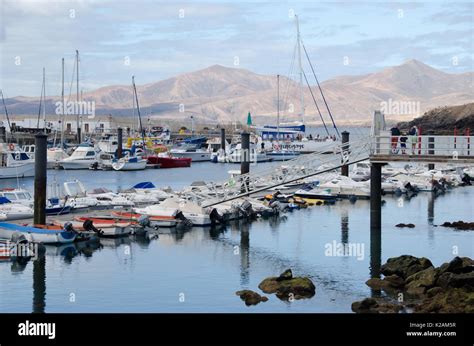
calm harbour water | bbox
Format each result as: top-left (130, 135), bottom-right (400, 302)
top-left (0, 152), bottom-right (473, 313)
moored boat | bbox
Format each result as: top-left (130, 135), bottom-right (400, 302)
top-left (0, 222), bottom-right (76, 244)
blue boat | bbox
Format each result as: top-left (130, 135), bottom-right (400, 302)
top-left (0, 222), bottom-right (76, 244)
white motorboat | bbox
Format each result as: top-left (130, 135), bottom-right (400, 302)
top-left (135, 197), bottom-right (217, 226)
top-left (47, 147), bottom-right (69, 169)
top-left (112, 155), bottom-right (147, 171)
top-left (319, 176), bottom-right (371, 199)
top-left (0, 144), bottom-right (35, 179)
top-left (59, 143), bottom-right (99, 170)
top-left (0, 197), bottom-right (34, 220)
top-left (91, 153), bottom-right (114, 170)
top-left (227, 144), bottom-right (272, 163)
top-left (170, 148), bottom-right (211, 162)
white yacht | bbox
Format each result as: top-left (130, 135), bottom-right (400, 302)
top-left (59, 144), bottom-right (99, 170)
top-left (0, 143), bottom-right (35, 179)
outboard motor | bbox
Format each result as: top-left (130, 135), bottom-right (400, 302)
top-left (175, 211), bottom-right (193, 227)
top-left (239, 200), bottom-right (254, 218)
top-left (461, 173), bottom-right (472, 186)
top-left (10, 232), bottom-right (28, 245)
top-left (82, 219), bottom-right (103, 235)
top-left (268, 200), bottom-right (282, 214)
top-left (137, 215), bottom-right (151, 228)
top-left (209, 208), bottom-right (225, 225)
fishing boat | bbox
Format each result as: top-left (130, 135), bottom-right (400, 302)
top-left (0, 222), bottom-right (76, 244)
top-left (59, 143), bottom-right (99, 170)
top-left (146, 154), bottom-right (192, 168)
top-left (0, 143), bottom-right (35, 179)
top-left (112, 155), bottom-right (147, 171)
top-left (72, 217), bottom-right (132, 237)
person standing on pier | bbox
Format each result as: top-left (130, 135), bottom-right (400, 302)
top-left (400, 133), bottom-right (408, 154)
top-left (390, 125), bottom-right (401, 154)
top-left (409, 125), bottom-right (418, 154)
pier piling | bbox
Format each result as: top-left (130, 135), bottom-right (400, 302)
top-left (370, 162), bottom-right (383, 230)
top-left (428, 135), bottom-right (435, 170)
top-left (241, 132), bottom-right (250, 192)
top-left (220, 128), bottom-right (226, 151)
top-left (117, 127), bottom-right (123, 159)
top-left (370, 162), bottom-right (383, 279)
top-left (34, 132), bottom-right (47, 225)
top-left (341, 131), bottom-right (350, 177)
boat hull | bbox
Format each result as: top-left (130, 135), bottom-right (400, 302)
top-left (147, 156), bottom-right (192, 168)
top-left (0, 163), bottom-right (35, 179)
top-left (0, 222), bottom-right (76, 244)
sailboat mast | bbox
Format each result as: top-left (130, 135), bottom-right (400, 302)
top-left (132, 76), bottom-right (146, 151)
top-left (42, 67), bottom-right (46, 130)
top-left (295, 15), bottom-right (305, 126)
top-left (61, 58), bottom-right (65, 147)
top-left (277, 74), bottom-right (280, 142)
top-left (76, 50), bottom-right (81, 143)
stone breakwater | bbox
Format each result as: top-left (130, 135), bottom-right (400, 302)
top-left (352, 255), bottom-right (474, 313)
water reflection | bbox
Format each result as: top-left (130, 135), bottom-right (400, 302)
top-left (240, 221), bottom-right (250, 286)
top-left (32, 256), bottom-right (46, 313)
top-left (341, 209), bottom-right (349, 245)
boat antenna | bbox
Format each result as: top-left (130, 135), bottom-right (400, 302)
top-left (1, 90), bottom-right (12, 134)
top-left (295, 15), bottom-right (305, 126)
top-left (277, 74), bottom-right (280, 143)
top-left (61, 58), bottom-right (65, 148)
top-left (132, 76), bottom-right (146, 153)
top-left (37, 68), bottom-right (45, 129)
top-left (302, 42), bottom-right (340, 138)
top-left (76, 49), bottom-right (81, 144)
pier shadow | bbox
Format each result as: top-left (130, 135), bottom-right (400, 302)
top-left (32, 255), bottom-right (46, 313)
top-left (240, 221), bottom-right (250, 286)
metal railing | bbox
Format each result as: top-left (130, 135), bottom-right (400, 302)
top-left (371, 135), bottom-right (474, 158)
top-left (199, 138), bottom-right (371, 207)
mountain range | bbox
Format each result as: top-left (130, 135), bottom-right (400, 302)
top-left (3, 59), bottom-right (473, 125)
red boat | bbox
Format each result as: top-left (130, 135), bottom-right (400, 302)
top-left (146, 155), bottom-right (192, 168)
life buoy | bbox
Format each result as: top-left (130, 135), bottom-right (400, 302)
top-left (8, 144), bottom-right (14, 151)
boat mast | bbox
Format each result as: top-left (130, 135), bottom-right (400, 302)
top-left (61, 58), bottom-right (65, 148)
top-left (277, 74), bottom-right (280, 143)
top-left (132, 76), bottom-right (146, 153)
top-left (76, 50), bottom-right (81, 144)
top-left (295, 15), bottom-right (305, 126)
top-left (42, 67), bottom-right (46, 130)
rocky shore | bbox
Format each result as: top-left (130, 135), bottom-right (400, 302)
top-left (352, 255), bottom-right (474, 313)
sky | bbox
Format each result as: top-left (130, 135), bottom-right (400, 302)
top-left (0, 0), bottom-right (473, 97)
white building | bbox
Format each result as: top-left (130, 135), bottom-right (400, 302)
top-left (5, 117), bottom-right (114, 134)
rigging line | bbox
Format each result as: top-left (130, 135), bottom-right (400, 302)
top-left (132, 76), bottom-right (146, 152)
top-left (302, 69), bottom-right (330, 136)
top-left (301, 42), bottom-right (340, 138)
top-left (37, 75), bottom-right (44, 129)
top-left (283, 42), bottom-right (297, 121)
top-left (67, 56), bottom-right (76, 104)
top-left (1, 90), bottom-right (12, 132)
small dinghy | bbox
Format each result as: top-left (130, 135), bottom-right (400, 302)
top-left (111, 211), bottom-right (178, 228)
top-left (72, 217), bottom-right (132, 237)
top-left (0, 222), bottom-right (76, 244)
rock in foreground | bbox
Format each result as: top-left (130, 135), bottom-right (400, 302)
top-left (258, 269), bottom-right (316, 300)
top-left (235, 290), bottom-right (268, 306)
